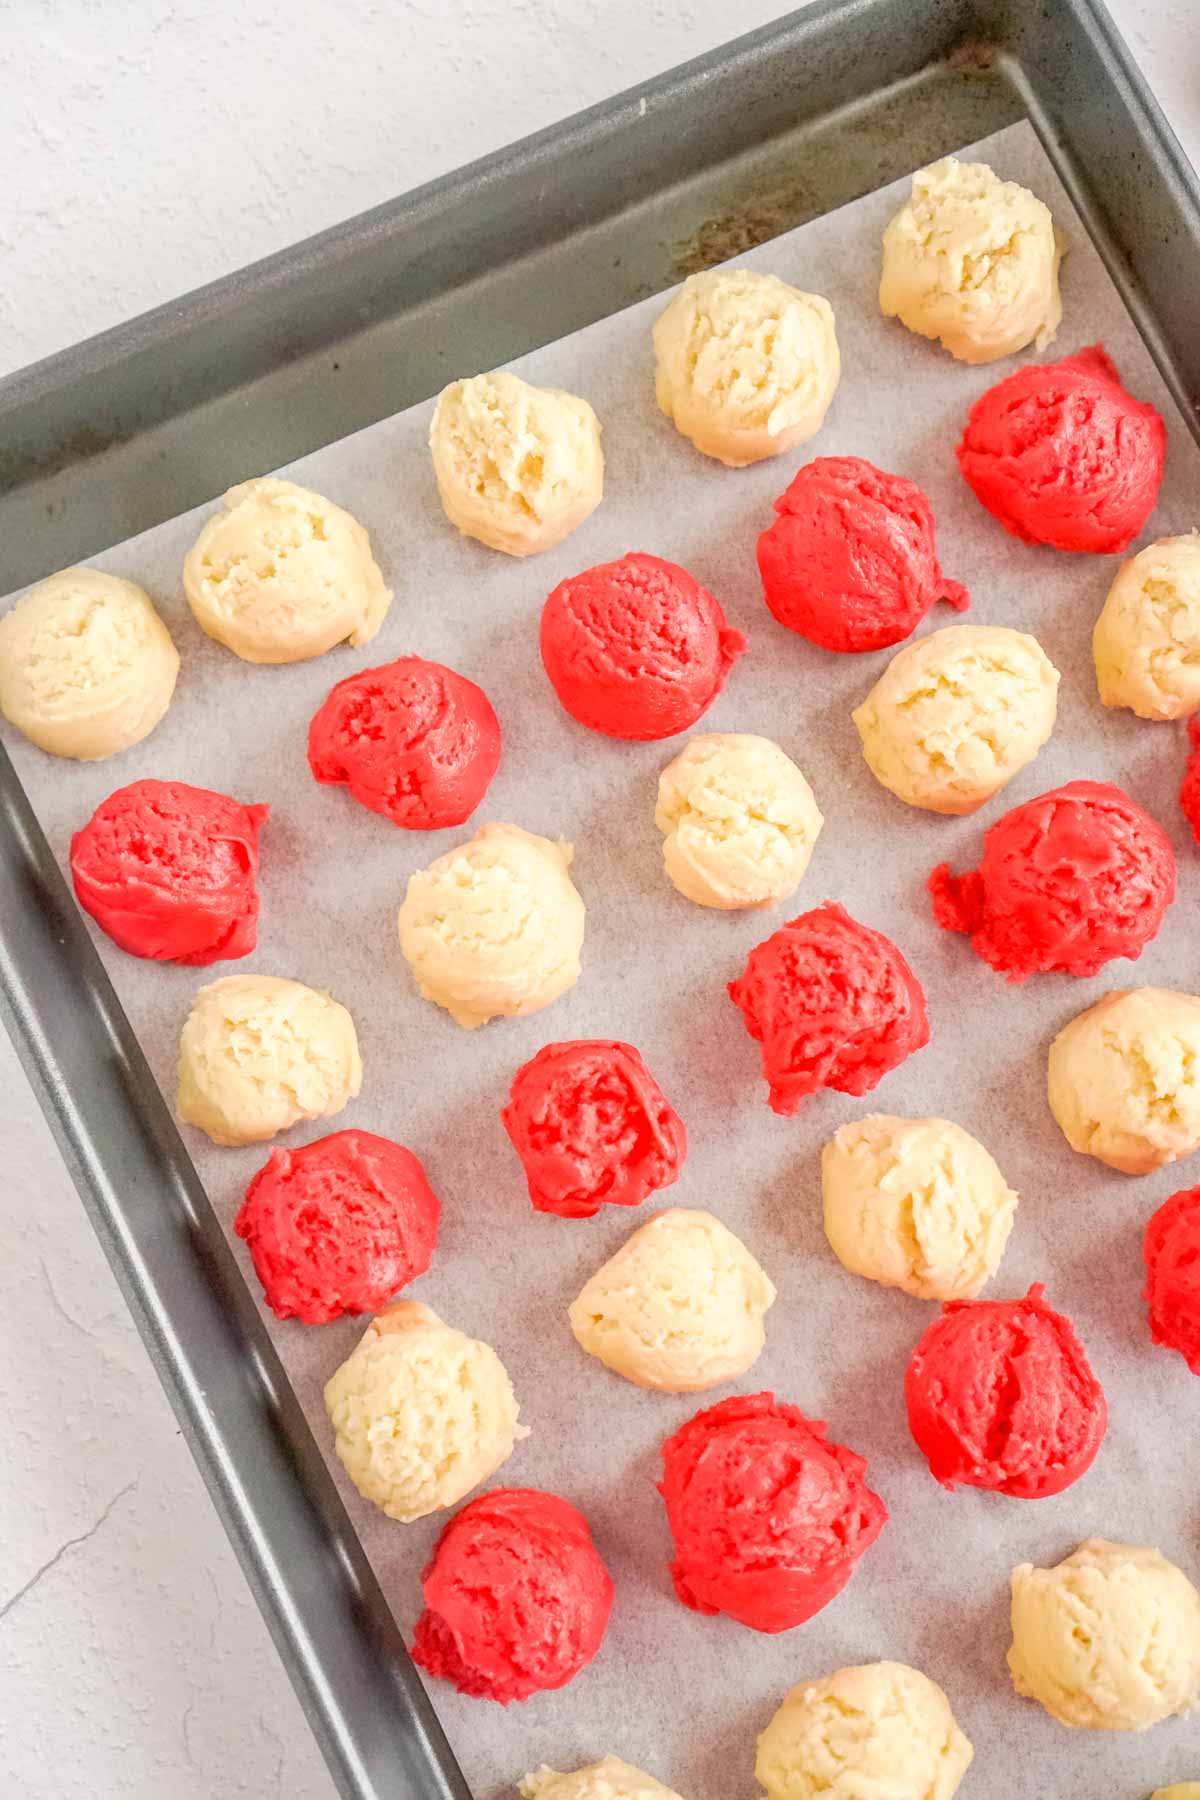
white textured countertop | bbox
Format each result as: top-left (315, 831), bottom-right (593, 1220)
top-left (1, 3), bottom-right (1197, 1794)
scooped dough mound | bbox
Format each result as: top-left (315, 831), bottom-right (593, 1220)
top-left (930, 780), bottom-right (1176, 980)
top-left (660, 1392), bottom-right (886, 1633)
top-left (655, 733), bottom-right (823, 910)
top-left (411, 1487), bottom-right (612, 1702)
top-left (957, 345), bottom-right (1165, 554)
top-left (1143, 1183), bottom-right (1200, 1375)
top-left (176, 973), bottom-right (361, 1147)
top-left (70, 778), bottom-right (268, 965)
top-left (880, 156), bottom-right (1063, 363)
top-left (1095, 534), bottom-right (1200, 721)
top-left (397, 822), bottom-right (585, 1029)
top-left (501, 1039), bottom-right (686, 1218)
top-left (323, 1300), bottom-right (525, 1522)
top-left (1009, 1539), bottom-right (1200, 1730)
top-left (852, 624), bottom-right (1060, 814)
top-left (519, 1758), bottom-right (683, 1800)
top-left (0, 567), bottom-right (178, 760)
top-left (183, 476), bottom-right (391, 663)
top-left (652, 269), bottom-right (839, 467)
top-left (569, 1208), bottom-right (775, 1392)
top-left (429, 371), bottom-right (604, 556)
top-left (905, 1283), bottom-right (1107, 1498)
top-left (308, 655), bottom-right (501, 829)
top-left (1047, 987), bottom-right (1200, 1175)
top-left (756, 1660), bottom-right (973, 1799)
top-left (756, 455), bottom-right (969, 653)
top-left (728, 901), bottom-right (929, 1116)
top-left (821, 1113), bottom-right (1017, 1301)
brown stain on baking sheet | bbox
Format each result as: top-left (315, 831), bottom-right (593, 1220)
top-left (674, 179), bottom-right (818, 276)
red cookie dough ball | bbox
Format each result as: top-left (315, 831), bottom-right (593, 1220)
top-left (930, 780), bottom-right (1175, 982)
top-left (69, 778), bottom-right (268, 966)
top-left (234, 1129), bottom-right (439, 1324)
top-left (308, 655), bottom-right (500, 830)
top-left (658, 1392), bottom-right (887, 1634)
top-left (501, 1039), bottom-right (687, 1219)
top-left (756, 456), bottom-right (969, 653)
top-left (411, 1488), bottom-right (613, 1703)
top-left (956, 345), bottom-right (1166, 554)
top-left (1144, 1185), bottom-right (1200, 1375)
top-left (1180, 717), bottom-right (1200, 846)
top-left (905, 1284), bottom-right (1107, 1498)
top-left (728, 900), bottom-right (929, 1117)
top-left (539, 552), bottom-right (747, 740)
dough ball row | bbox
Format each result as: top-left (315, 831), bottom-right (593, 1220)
top-left (1, 158), bottom-right (1187, 781)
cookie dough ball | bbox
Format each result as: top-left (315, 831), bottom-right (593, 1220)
top-left (569, 1208), bottom-right (775, 1392)
top-left (411, 1487), bottom-right (612, 1701)
top-left (880, 157), bottom-right (1062, 364)
top-left (541, 553), bottom-right (746, 741)
top-left (756, 1661), bottom-right (972, 1800)
top-left (1152, 1787), bottom-right (1200, 1798)
top-left (520, 1759), bottom-right (683, 1800)
top-left (501, 1040), bottom-right (686, 1218)
top-left (183, 477), bottom-right (390, 664)
top-left (655, 733), bottom-right (823, 910)
top-left (756, 456), bottom-right (969, 653)
top-left (957, 345), bottom-right (1166, 554)
top-left (70, 778), bottom-right (268, 966)
top-left (906, 1284), bottom-right (1107, 1498)
top-left (931, 780), bottom-right (1176, 981)
top-left (177, 974), bottom-right (361, 1147)
top-left (235, 1130), bottom-right (439, 1323)
top-left (853, 624), bottom-right (1059, 815)
top-left (1182, 719), bottom-right (1200, 846)
top-left (822, 1114), bottom-right (1017, 1301)
top-left (398, 823), bottom-right (585, 1030)
top-left (429, 371), bottom-right (604, 557)
top-left (308, 656), bottom-right (501, 830)
top-left (323, 1301), bottom-right (525, 1522)
top-left (1048, 988), bottom-right (1200, 1175)
top-left (0, 568), bottom-right (178, 760)
top-left (652, 269), bottom-right (839, 468)
top-left (1095, 535), bottom-right (1200, 720)
top-left (1009, 1539), bottom-right (1200, 1730)
top-left (1144, 1185), bottom-right (1200, 1375)
top-left (660, 1393), bottom-right (886, 1633)
top-left (729, 901), bottom-right (929, 1117)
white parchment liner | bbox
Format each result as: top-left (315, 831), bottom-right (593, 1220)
top-left (6, 123), bottom-right (1200, 1800)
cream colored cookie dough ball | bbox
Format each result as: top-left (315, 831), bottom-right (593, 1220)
top-left (1048, 987), bottom-right (1200, 1175)
top-left (183, 477), bottom-right (390, 664)
top-left (756, 1661), bottom-right (973, 1800)
top-left (1094, 534), bottom-right (1200, 720)
top-left (177, 973), bottom-right (362, 1147)
top-left (398, 822), bottom-right (585, 1030)
top-left (324, 1301), bottom-right (526, 1523)
top-left (652, 269), bottom-right (840, 468)
top-left (430, 371), bottom-right (604, 557)
top-left (1152, 1786), bottom-right (1200, 1799)
top-left (0, 567), bottom-right (178, 760)
top-left (822, 1114), bottom-right (1017, 1301)
top-left (880, 157), bottom-right (1063, 364)
top-left (655, 733), bottom-right (823, 910)
top-left (852, 624), bottom-right (1059, 814)
top-left (1009, 1539), bottom-right (1200, 1731)
top-left (569, 1207), bottom-right (775, 1392)
top-left (520, 1757), bottom-right (683, 1800)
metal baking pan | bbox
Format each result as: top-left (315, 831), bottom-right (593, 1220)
top-left (1, 3), bottom-right (1197, 1795)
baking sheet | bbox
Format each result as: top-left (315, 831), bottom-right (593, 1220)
top-left (5, 121), bottom-right (1200, 1800)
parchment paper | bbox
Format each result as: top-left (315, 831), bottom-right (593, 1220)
top-left (6, 123), bottom-right (1200, 1800)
